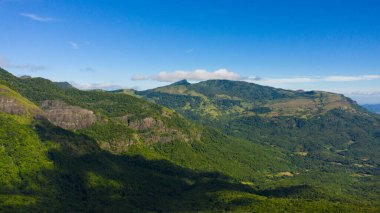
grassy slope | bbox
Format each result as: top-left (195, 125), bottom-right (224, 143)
top-left (0, 84), bottom-right (41, 116)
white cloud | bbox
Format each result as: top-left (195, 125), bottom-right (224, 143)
top-left (20, 13), bottom-right (56, 22)
top-left (132, 69), bottom-right (258, 82)
top-left (69, 41), bottom-right (79, 49)
top-left (70, 82), bottom-right (122, 91)
top-left (324, 75), bottom-right (380, 82)
top-left (132, 68), bottom-right (380, 85)
top-left (338, 90), bottom-right (380, 104)
top-left (330, 89), bottom-right (380, 96)
top-left (0, 57), bottom-right (46, 72)
top-left (249, 75), bottom-right (380, 85)
top-left (352, 91), bottom-right (380, 95)
top-left (253, 77), bottom-right (316, 84)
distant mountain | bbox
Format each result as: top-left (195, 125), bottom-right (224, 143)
top-left (54, 81), bottom-right (74, 89)
top-left (138, 79), bottom-right (362, 119)
top-left (1, 68), bottom-right (380, 212)
top-left (363, 104), bottom-right (380, 114)
top-left (169, 79), bottom-right (191, 86)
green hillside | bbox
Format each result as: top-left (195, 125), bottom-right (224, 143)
top-left (2, 111), bottom-right (377, 212)
top-left (0, 68), bottom-right (379, 212)
top-left (137, 79), bottom-right (361, 119)
top-left (137, 80), bottom-right (379, 165)
top-left (137, 80), bottom-right (380, 203)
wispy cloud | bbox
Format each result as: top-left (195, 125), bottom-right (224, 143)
top-left (333, 89), bottom-right (380, 104)
top-left (253, 77), bottom-right (316, 84)
top-left (329, 89), bottom-right (380, 96)
top-left (80, 66), bottom-right (96, 72)
top-left (349, 91), bottom-right (380, 96)
top-left (20, 13), bottom-right (57, 22)
top-left (70, 82), bottom-right (122, 91)
top-left (7, 63), bottom-right (46, 72)
top-left (132, 69), bottom-right (260, 82)
top-left (0, 57), bottom-right (46, 72)
top-left (249, 75), bottom-right (380, 85)
top-left (132, 69), bottom-right (380, 85)
top-left (69, 41), bottom-right (79, 49)
top-left (324, 75), bottom-right (380, 82)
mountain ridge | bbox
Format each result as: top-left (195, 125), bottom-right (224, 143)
top-left (137, 78), bottom-right (380, 175)
top-left (0, 68), bottom-right (379, 211)
top-left (137, 79), bottom-right (365, 120)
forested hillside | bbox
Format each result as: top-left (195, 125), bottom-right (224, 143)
top-left (0, 68), bottom-right (379, 212)
top-left (137, 79), bottom-right (380, 206)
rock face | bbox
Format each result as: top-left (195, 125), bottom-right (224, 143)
top-left (41, 100), bottom-right (96, 130)
top-left (0, 95), bottom-right (27, 115)
top-left (129, 117), bottom-right (165, 130)
top-left (0, 87), bottom-right (40, 115)
top-left (119, 116), bottom-right (190, 144)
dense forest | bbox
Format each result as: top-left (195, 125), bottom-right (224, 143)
top-left (0, 68), bottom-right (379, 212)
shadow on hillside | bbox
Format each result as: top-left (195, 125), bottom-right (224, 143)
top-left (10, 119), bottom-right (257, 212)
top-left (2, 119), bottom-right (332, 212)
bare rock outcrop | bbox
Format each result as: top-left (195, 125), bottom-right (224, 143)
top-left (41, 100), bottom-right (96, 130)
top-left (0, 87), bottom-right (40, 115)
top-left (119, 116), bottom-right (164, 131)
top-left (0, 96), bottom-right (27, 115)
top-left (129, 117), bottom-right (165, 130)
top-left (118, 115), bottom-right (190, 144)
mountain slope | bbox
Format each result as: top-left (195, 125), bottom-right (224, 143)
top-left (2, 111), bottom-right (376, 212)
top-left (137, 79), bottom-right (380, 203)
top-left (137, 80), bottom-right (376, 142)
top-left (0, 68), bottom-right (379, 211)
top-left (0, 68), bottom-right (297, 181)
top-left (136, 80), bottom-right (378, 162)
top-left (138, 79), bottom-right (361, 119)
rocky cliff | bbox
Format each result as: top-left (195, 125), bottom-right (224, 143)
top-left (41, 100), bottom-right (97, 130)
top-left (118, 115), bottom-right (192, 144)
top-left (0, 85), bottom-right (41, 116)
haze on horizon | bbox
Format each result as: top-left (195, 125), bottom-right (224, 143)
top-left (1, 0), bottom-right (380, 104)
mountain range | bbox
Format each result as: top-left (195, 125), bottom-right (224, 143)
top-left (363, 104), bottom-right (380, 114)
top-left (0, 67), bottom-right (379, 212)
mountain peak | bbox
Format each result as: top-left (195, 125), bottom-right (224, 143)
top-left (54, 81), bottom-right (74, 89)
top-left (170, 79), bottom-right (190, 86)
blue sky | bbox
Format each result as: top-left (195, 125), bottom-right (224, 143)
top-left (1, 0), bottom-right (380, 103)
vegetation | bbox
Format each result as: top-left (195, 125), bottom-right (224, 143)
top-left (0, 68), bottom-right (379, 211)
top-left (137, 79), bottom-right (380, 207)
